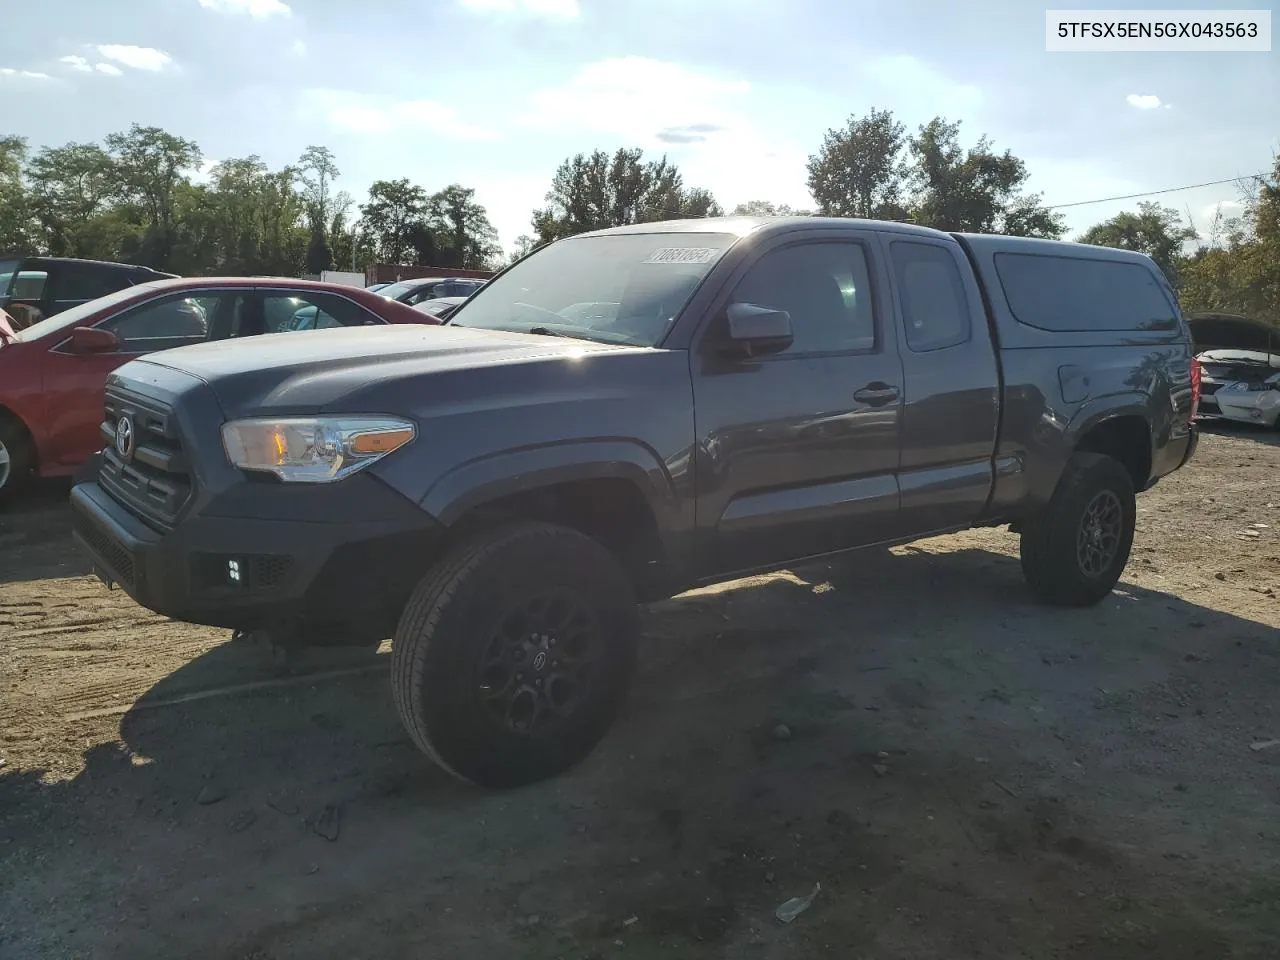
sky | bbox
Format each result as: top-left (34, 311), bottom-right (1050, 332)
top-left (1, 0), bottom-right (1277, 255)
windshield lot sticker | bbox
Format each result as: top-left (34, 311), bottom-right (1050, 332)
top-left (645, 247), bottom-right (717, 265)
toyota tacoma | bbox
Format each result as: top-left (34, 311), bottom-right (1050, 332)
top-left (70, 217), bottom-right (1201, 788)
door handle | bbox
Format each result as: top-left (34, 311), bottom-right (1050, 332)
top-left (853, 382), bottom-right (900, 407)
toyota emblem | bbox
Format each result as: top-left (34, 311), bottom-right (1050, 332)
top-left (115, 415), bottom-right (135, 460)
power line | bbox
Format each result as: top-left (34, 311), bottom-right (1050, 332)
top-left (1047, 172), bottom-right (1269, 210)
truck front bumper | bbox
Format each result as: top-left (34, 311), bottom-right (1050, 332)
top-left (70, 477), bottom-right (442, 638)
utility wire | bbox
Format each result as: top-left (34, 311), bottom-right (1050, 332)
top-left (1047, 172), bottom-right (1269, 210)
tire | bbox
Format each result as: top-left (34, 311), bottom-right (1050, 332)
top-left (0, 416), bottom-right (34, 505)
top-left (1019, 452), bottom-right (1136, 607)
top-left (391, 521), bottom-right (638, 789)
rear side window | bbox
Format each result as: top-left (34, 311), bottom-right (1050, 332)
top-left (53, 264), bottom-right (129, 302)
top-left (994, 253), bottom-right (1177, 333)
top-left (0, 258), bottom-right (19, 296)
top-left (890, 241), bottom-right (972, 352)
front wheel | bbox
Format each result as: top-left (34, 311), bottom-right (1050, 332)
top-left (1019, 452), bottom-right (1137, 607)
top-left (0, 417), bottom-right (34, 506)
top-left (391, 522), bottom-right (638, 789)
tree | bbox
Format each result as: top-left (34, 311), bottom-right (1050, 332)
top-left (1079, 201), bottom-right (1197, 284)
top-left (806, 108), bottom-right (909, 219)
top-left (1179, 159), bottom-right (1280, 326)
top-left (358, 178), bottom-right (428, 264)
top-left (104, 124), bottom-right (203, 269)
top-left (427, 184), bottom-right (501, 269)
top-left (532, 147), bottom-right (722, 243)
top-left (730, 200), bottom-right (812, 217)
top-left (298, 145), bottom-right (340, 273)
top-left (507, 234), bottom-right (541, 265)
top-left (907, 118), bottom-right (1065, 238)
top-left (25, 142), bottom-right (117, 257)
top-left (0, 136), bottom-right (35, 252)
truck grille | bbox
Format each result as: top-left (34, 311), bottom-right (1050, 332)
top-left (99, 386), bottom-right (193, 530)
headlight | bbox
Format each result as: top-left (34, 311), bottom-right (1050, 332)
top-left (221, 416), bottom-right (416, 483)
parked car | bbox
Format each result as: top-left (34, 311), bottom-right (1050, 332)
top-left (366, 282), bottom-right (390, 293)
top-left (0, 276), bottom-right (436, 500)
top-left (375, 276), bottom-right (486, 306)
top-left (71, 217), bottom-right (1199, 789)
top-left (0, 255), bottom-right (175, 329)
top-left (412, 296), bottom-right (467, 320)
top-left (1188, 312), bottom-right (1279, 428)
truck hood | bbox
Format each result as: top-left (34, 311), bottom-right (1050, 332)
top-left (133, 324), bottom-right (641, 416)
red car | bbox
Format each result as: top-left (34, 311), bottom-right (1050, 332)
top-left (0, 276), bottom-right (437, 500)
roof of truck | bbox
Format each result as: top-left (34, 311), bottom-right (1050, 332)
top-left (577, 216), bottom-right (953, 241)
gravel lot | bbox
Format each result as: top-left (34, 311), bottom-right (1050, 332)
top-left (1, 425), bottom-right (1278, 960)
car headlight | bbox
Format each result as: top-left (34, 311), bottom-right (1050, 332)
top-left (221, 416), bottom-right (416, 483)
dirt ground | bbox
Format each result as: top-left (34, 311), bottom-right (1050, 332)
top-left (1, 425), bottom-right (1278, 960)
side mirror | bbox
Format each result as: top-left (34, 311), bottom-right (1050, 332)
top-left (717, 302), bottom-right (793, 358)
top-left (68, 326), bottom-right (120, 354)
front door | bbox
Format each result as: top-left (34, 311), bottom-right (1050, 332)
top-left (40, 291), bottom-right (245, 468)
top-left (691, 232), bottom-right (905, 577)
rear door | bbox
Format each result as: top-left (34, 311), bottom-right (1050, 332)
top-left (255, 288), bottom-right (388, 334)
top-left (691, 228), bottom-right (906, 576)
top-left (882, 235), bottom-right (999, 535)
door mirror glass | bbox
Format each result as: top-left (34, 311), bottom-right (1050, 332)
top-left (68, 325), bottom-right (120, 354)
top-left (720, 301), bottom-right (793, 357)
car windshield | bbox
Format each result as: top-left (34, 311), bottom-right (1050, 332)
top-left (13, 281), bottom-right (164, 342)
top-left (448, 232), bottom-right (736, 346)
top-left (377, 280), bottom-right (433, 300)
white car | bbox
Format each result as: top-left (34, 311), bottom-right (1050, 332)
top-left (1198, 349), bottom-right (1280, 427)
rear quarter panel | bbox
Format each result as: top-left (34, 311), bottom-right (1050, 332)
top-left (956, 235), bottom-right (1196, 517)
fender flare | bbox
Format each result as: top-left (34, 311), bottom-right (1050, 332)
top-left (420, 438), bottom-right (682, 532)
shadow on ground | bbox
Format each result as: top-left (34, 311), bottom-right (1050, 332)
top-left (2, 547), bottom-right (1278, 960)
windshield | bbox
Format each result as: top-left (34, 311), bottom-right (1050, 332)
top-left (448, 232), bottom-right (736, 346)
top-left (14, 281), bottom-right (165, 342)
top-left (0, 258), bottom-right (18, 298)
top-left (377, 280), bottom-right (432, 300)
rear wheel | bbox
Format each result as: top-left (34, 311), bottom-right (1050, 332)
top-left (391, 522), bottom-right (638, 789)
top-left (1019, 452), bottom-right (1136, 607)
top-left (0, 416), bottom-right (34, 505)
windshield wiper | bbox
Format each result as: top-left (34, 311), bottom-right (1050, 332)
top-left (526, 326), bottom-right (577, 339)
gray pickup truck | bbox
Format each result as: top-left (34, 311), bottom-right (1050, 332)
top-left (70, 217), bottom-right (1201, 788)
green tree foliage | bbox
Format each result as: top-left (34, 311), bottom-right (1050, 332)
top-left (907, 118), bottom-right (1065, 237)
top-left (806, 110), bottom-right (1064, 237)
top-left (428, 184), bottom-right (501, 269)
top-left (531, 147), bottom-right (723, 243)
top-left (0, 125), bottom-right (505, 276)
top-left (358, 178), bottom-right (429, 264)
top-left (1078, 201), bottom-right (1197, 284)
top-left (806, 108), bottom-right (908, 220)
top-left (1179, 159), bottom-right (1280, 327)
top-left (729, 200), bottom-right (812, 217)
top-left (0, 136), bottom-right (35, 251)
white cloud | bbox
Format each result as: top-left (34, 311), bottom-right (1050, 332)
top-left (459, 0), bottom-right (579, 18)
top-left (59, 55), bottom-right (92, 73)
top-left (1126, 94), bottom-right (1162, 109)
top-left (521, 57), bottom-right (811, 216)
top-left (291, 39), bottom-right (307, 56)
top-left (96, 45), bottom-right (173, 72)
top-left (523, 57), bottom-right (750, 146)
top-left (0, 67), bottom-right (51, 80)
top-left (198, 0), bottom-right (291, 17)
top-left (95, 63), bottom-right (124, 76)
top-left (300, 89), bottom-right (501, 141)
